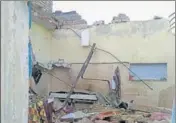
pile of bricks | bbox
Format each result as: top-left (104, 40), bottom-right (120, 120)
top-left (93, 20), bottom-right (105, 26)
top-left (32, 1), bottom-right (53, 14)
top-left (53, 10), bottom-right (88, 29)
top-left (111, 13), bottom-right (130, 23)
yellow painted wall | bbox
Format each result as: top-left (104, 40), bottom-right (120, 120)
top-left (30, 22), bottom-right (53, 95)
top-left (31, 19), bottom-right (175, 108)
top-left (51, 19), bottom-right (175, 108)
top-left (30, 22), bottom-right (52, 63)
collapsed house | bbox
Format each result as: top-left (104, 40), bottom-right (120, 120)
top-left (31, 11), bottom-right (175, 107)
top-left (1, 1), bottom-right (175, 123)
top-left (30, 3), bottom-right (175, 121)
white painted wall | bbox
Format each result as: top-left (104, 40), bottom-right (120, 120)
top-left (1, 1), bottom-right (29, 123)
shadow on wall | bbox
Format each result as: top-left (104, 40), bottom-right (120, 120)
top-left (158, 85), bottom-right (175, 108)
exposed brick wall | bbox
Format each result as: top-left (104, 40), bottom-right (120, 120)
top-left (32, 1), bottom-right (53, 13)
top-left (112, 13), bottom-right (130, 24)
top-left (53, 10), bottom-right (88, 29)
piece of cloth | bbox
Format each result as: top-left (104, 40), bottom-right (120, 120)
top-left (28, 99), bottom-right (48, 123)
top-left (32, 66), bottom-right (42, 84)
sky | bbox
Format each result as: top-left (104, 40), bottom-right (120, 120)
top-left (53, 1), bottom-right (175, 25)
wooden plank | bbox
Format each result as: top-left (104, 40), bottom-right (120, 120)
top-left (50, 93), bottom-right (97, 101)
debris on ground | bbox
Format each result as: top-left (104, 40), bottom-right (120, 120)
top-left (29, 88), bottom-right (172, 123)
top-left (60, 111), bottom-right (96, 122)
top-left (29, 91), bottom-right (172, 123)
top-left (92, 111), bottom-right (120, 120)
top-left (77, 118), bottom-right (93, 123)
top-left (28, 94), bottom-right (51, 123)
top-left (48, 91), bottom-right (172, 123)
top-left (150, 112), bottom-right (171, 121)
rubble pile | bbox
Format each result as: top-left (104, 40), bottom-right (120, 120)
top-left (54, 104), bottom-right (171, 123)
top-left (93, 20), bottom-right (105, 26)
top-left (28, 91), bottom-right (172, 123)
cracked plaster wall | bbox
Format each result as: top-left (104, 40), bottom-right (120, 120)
top-left (31, 19), bottom-right (175, 108)
top-left (1, 1), bottom-right (29, 123)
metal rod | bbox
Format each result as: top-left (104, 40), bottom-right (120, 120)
top-left (169, 12), bottom-right (175, 18)
top-left (61, 43), bottom-right (96, 109)
top-left (59, 27), bottom-right (153, 90)
top-left (95, 47), bottom-right (153, 90)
